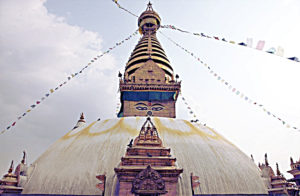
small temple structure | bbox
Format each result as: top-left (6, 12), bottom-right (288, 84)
top-left (1, 2), bottom-right (299, 196)
top-left (114, 117), bottom-right (183, 195)
top-left (259, 154), bottom-right (299, 195)
top-left (0, 151), bottom-right (28, 194)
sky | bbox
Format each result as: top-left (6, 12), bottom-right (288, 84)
top-left (0, 0), bottom-right (300, 179)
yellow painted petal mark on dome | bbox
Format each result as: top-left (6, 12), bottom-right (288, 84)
top-left (153, 118), bottom-right (231, 142)
top-left (83, 118), bottom-right (139, 137)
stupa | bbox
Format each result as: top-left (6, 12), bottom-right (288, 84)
top-left (1, 3), bottom-right (270, 195)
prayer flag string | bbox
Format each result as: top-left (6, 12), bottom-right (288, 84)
top-left (159, 31), bottom-right (300, 132)
top-left (179, 92), bottom-right (199, 122)
top-left (161, 25), bottom-right (300, 63)
top-left (0, 30), bottom-right (139, 135)
top-left (112, 0), bottom-right (138, 18)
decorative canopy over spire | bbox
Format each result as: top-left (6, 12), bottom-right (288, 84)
top-left (138, 2), bottom-right (161, 35)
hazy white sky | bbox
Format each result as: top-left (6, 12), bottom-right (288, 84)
top-left (0, 0), bottom-right (299, 178)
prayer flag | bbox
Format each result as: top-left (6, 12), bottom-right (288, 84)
top-left (27, 110), bottom-right (31, 113)
top-left (12, 122), bottom-right (16, 126)
top-left (50, 89), bottom-right (54, 93)
top-left (1, 130), bottom-right (5, 134)
top-left (36, 101), bottom-right (40, 104)
top-left (246, 38), bottom-right (253, 48)
top-left (214, 36), bottom-right (219, 40)
top-left (266, 47), bottom-right (276, 54)
top-left (72, 74), bottom-right (75, 77)
top-left (68, 77), bottom-right (71, 80)
top-left (222, 38), bottom-right (227, 42)
top-left (238, 42), bottom-right (247, 46)
top-left (18, 117), bottom-right (22, 120)
top-left (22, 113), bottom-right (26, 116)
top-left (31, 105), bottom-right (36, 108)
top-left (256, 40), bottom-right (265, 50)
top-left (41, 97), bottom-right (45, 101)
top-left (287, 57), bottom-right (299, 62)
top-left (276, 46), bottom-right (284, 56)
top-left (55, 87), bottom-right (58, 90)
top-left (7, 126), bottom-right (11, 130)
top-left (45, 93), bottom-right (50, 97)
top-left (229, 41), bottom-right (235, 44)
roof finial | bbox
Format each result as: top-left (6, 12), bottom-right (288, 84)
top-left (21, 151), bottom-right (26, 164)
top-left (265, 153), bottom-right (269, 166)
top-left (276, 162), bottom-right (281, 176)
top-left (290, 157), bottom-right (294, 164)
top-left (79, 112), bottom-right (85, 123)
top-left (8, 160), bottom-right (14, 174)
top-left (73, 113), bottom-right (86, 129)
top-left (147, 1), bottom-right (153, 11)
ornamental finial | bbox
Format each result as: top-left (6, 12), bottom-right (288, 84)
top-left (8, 160), bottom-right (14, 174)
top-left (21, 151), bottom-right (26, 164)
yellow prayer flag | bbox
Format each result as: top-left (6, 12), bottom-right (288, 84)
top-left (286, 124), bottom-right (290, 128)
top-left (50, 89), bottom-right (54, 93)
top-left (27, 109), bottom-right (31, 113)
top-left (229, 41), bottom-right (235, 44)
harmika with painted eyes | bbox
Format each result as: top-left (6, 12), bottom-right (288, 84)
top-left (135, 103), bottom-right (164, 111)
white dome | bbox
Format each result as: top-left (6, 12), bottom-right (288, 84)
top-left (22, 117), bottom-right (267, 195)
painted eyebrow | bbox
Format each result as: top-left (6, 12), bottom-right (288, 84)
top-left (151, 103), bottom-right (164, 107)
top-left (135, 103), bottom-right (148, 106)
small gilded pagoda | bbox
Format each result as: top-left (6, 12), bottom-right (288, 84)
top-left (114, 117), bottom-right (183, 195)
top-left (2, 2), bottom-right (298, 196)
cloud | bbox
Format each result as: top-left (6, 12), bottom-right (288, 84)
top-left (0, 0), bottom-right (118, 174)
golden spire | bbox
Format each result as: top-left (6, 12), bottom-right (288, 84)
top-left (118, 3), bottom-right (181, 118)
top-left (125, 3), bottom-right (173, 81)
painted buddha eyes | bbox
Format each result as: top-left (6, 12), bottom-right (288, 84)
top-left (136, 106), bottom-right (148, 110)
top-left (152, 106), bottom-right (163, 111)
top-left (135, 103), bottom-right (164, 111)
